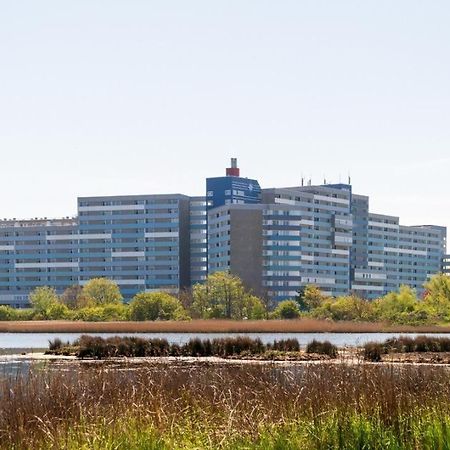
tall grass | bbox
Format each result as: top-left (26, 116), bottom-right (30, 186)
top-left (2, 362), bottom-right (450, 448)
top-left (363, 335), bottom-right (450, 361)
top-left (71, 335), bottom-right (294, 358)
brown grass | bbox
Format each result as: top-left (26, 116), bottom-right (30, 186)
top-left (2, 318), bottom-right (450, 333)
top-left (1, 362), bottom-right (450, 448)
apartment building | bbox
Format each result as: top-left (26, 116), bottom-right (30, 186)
top-left (208, 184), bottom-right (353, 301)
top-left (77, 194), bottom-right (191, 298)
top-left (0, 159), bottom-right (446, 306)
top-left (0, 218), bottom-right (79, 307)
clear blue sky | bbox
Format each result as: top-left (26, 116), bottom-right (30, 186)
top-left (1, 1), bottom-right (449, 231)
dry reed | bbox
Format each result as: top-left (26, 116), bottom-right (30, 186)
top-left (1, 362), bottom-right (450, 448)
top-left (3, 318), bottom-right (450, 333)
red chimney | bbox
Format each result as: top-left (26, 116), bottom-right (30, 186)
top-left (226, 158), bottom-right (240, 177)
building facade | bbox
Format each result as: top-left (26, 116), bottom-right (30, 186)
top-left (0, 218), bottom-right (79, 307)
top-left (0, 159), bottom-right (447, 306)
top-left (77, 194), bottom-right (191, 299)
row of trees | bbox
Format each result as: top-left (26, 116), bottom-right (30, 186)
top-left (0, 273), bottom-right (267, 322)
top-left (275, 275), bottom-right (450, 325)
top-left (1, 272), bottom-right (450, 324)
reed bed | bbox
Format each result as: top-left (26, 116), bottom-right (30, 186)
top-left (49, 335), bottom-right (336, 359)
top-left (2, 362), bottom-right (450, 449)
top-left (363, 335), bottom-right (450, 361)
top-left (3, 318), bottom-right (450, 333)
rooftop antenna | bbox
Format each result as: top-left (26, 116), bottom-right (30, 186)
top-left (308, 178), bottom-right (312, 186)
top-left (348, 173), bottom-right (351, 185)
top-left (301, 173), bottom-right (304, 186)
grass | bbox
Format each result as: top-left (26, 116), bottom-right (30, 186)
top-left (2, 362), bottom-right (450, 449)
top-left (51, 335), bottom-right (330, 359)
top-left (363, 335), bottom-right (450, 361)
top-left (306, 339), bottom-right (338, 357)
top-left (4, 318), bottom-right (450, 333)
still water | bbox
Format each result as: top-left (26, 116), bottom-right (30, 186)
top-left (2, 332), bottom-right (450, 351)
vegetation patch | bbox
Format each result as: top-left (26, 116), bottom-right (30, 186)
top-left (305, 339), bottom-right (338, 357)
top-left (45, 335), bottom-right (339, 360)
top-left (363, 335), bottom-right (450, 362)
top-left (2, 362), bottom-right (450, 449)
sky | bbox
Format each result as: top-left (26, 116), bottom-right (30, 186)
top-left (0, 1), bottom-right (449, 230)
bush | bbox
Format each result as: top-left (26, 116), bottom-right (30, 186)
top-left (306, 340), bottom-right (338, 358)
top-left (73, 307), bottom-right (107, 322)
top-left (75, 335), bottom-right (171, 358)
top-left (0, 305), bottom-right (14, 321)
top-left (271, 300), bottom-right (301, 319)
top-left (76, 336), bottom-right (110, 359)
top-left (269, 338), bottom-right (300, 352)
top-left (211, 336), bottom-right (265, 357)
top-left (45, 303), bottom-right (72, 320)
top-left (128, 292), bottom-right (186, 321)
top-left (363, 342), bottom-right (384, 362)
top-left (183, 338), bottom-right (213, 356)
top-left (82, 278), bottom-right (123, 306)
top-left (383, 335), bottom-right (450, 353)
top-left (48, 338), bottom-right (68, 351)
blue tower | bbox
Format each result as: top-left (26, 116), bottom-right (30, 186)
top-left (206, 158), bottom-right (261, 210)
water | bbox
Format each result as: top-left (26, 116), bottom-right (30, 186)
top-left (2, 331), bottom-right (450, 351)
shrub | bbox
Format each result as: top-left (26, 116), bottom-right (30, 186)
top-left (271, 300), bottom-right (301, 319)
top-left (128, 292), bottom-right (185, 321)
top-left (0, 305), bottom-right (14, 321)
top-left (76, 336), bottom-right (110, 359)
top-left (82, 278), bottom-right (123, 306)
top-left (211, 336), bottom-right (265, 357)
top-left (381, 336), bottom-right (450, 354)
top-left (146, 338), bottom-right (170, 356)
top-left (306, 340), bottom-right (338, 358)
top-left (45, 303), bottom-right (72, 320)
top-left (48, 338), bottom-right (67, 351)
top-left (363, 342), bottom-right (384, 362)
top-left (269, 338), bottom-right (300, 352)
top-left (182, 338), bottom-right (213, 356)
top-left (73, 307), bottom-right (107, 322)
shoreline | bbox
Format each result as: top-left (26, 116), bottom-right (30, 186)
top-left (4, 351), bottom-right (450, 368)
top-left (2, 319), bottom-right (450, 334)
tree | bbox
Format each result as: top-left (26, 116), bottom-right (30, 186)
top-left (82, 278), bottom-right (123, 306)
top-left (328, 295), bottom-right (374, 321)
top-left (297, 285), bottom-right (329, 311)
top-left (373, 285), bottom-right (419, 324)
top-left (191, 272), bottom-right (266, 320)
top-left (271, 300), bottom-right (301, 319)
top-left (29, 286), bottom-right (60, 317)
top-left (423, 274), bottom-right (450, 321)
top-left (128, 292), bottom-right (187, 321)
top-left (424, 274), bottom-right (450, 300)
top-left (60, 285), bottom-right (87, 309)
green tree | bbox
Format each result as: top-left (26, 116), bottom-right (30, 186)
top-left (327, 295), bottom-right (374, 321)
top-left (423, 274), bottom-right (450, 321)
top-left (29, 286), bottom-right (60, 317)
top-left (0, 305), bottom-right (14, 321)
top-left (128, 292), bottom-right (187, 321)
top-left (82, 278), bottom-right (123, 306)
top-left (373, 285), bottom-right (419, 324)
top-left (271, 300), bottom-right (301, 319)
top-left (192, 272), bottom-right (266, 319)
top-left (300, 285), bottom-right (329, 311)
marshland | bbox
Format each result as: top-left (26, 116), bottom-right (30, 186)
top-left (3, 358), bottom-right (450, 449)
